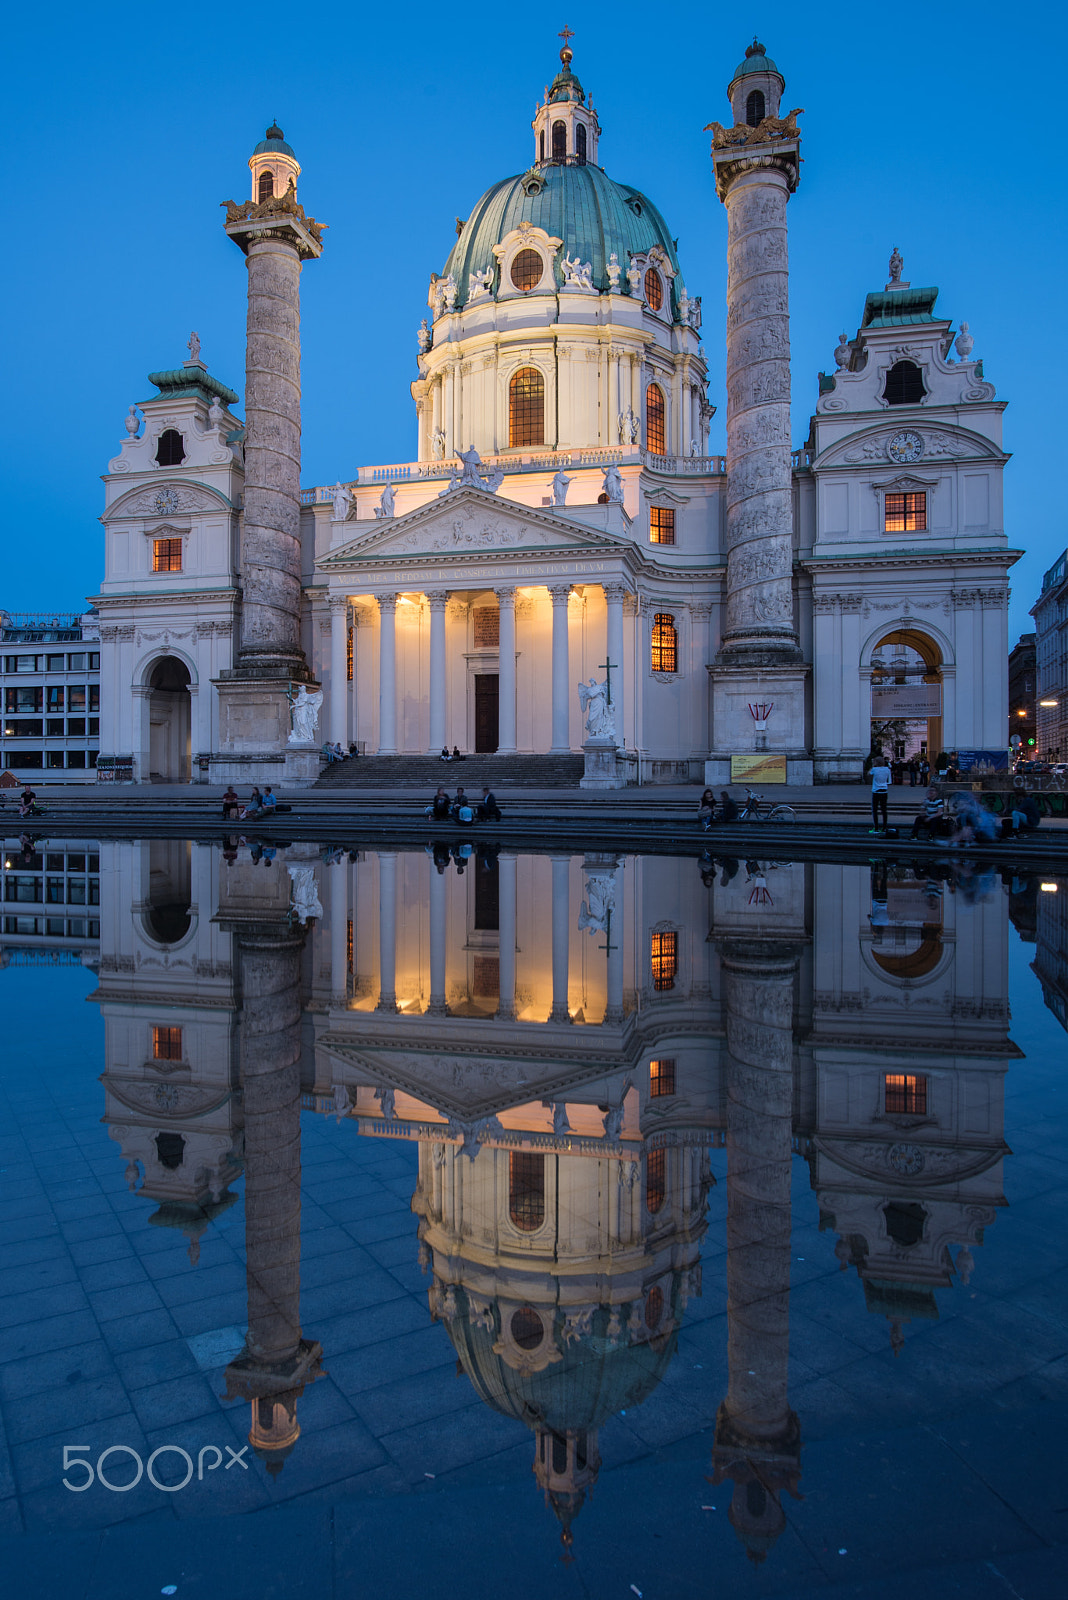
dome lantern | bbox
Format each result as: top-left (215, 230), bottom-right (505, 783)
top-left (248, 122), bottom-right (301, 206)
top-left (532, 30), bottom-right (600, 168)
top-left (726, 38), bottom-right (785, 127)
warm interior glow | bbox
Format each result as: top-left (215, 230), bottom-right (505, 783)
top-left (1040, 883), bottom-right (1059, 893)
top-left (1039, 699), bottom-right (1058, 706)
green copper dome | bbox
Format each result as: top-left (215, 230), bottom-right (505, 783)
top-left (729, 38), bottom-right (782, 83)
top-left (443, 162), bottom-right (683, 309)
top-left (252, 121), bottom-right (296, 158)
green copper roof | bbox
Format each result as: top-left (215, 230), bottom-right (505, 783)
top-left (252, 121), bottom-right (295, 158)
top-left (729, 39), bottom-right (782, 83)
top-left (444, 162), bottom-right (683, 309)
top-left (147, 368), bottom-right (240, 406)
top-left (862, 286), bottom-right (940, 327)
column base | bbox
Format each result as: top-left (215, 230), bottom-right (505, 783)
top-left (375, 995), bottom-right (399, 1014)
top-left (707, 660), bottom-right (811, 788)
top-left (211, 676), bottom-right (324, 788)
top-left (425, 999), bottom-right (450, 1017)
top-left (548, 1003), bottom-right (572, 1024)
top-left (495, 1002), bottom-right (517, 1021)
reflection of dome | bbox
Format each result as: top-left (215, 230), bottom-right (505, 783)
top-left (443, 164), bottom-right (682, 309)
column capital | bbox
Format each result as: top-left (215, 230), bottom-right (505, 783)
top-left (495, 586), bottom-right (517, 609)
top-left (603, 582), bottom-right (629, 606)
top-left (329, 593), bottom-right (349, 613)
top-left (378, 593), bottom-right (399, 615)
top-left (548, 583), bottom-right (573, 605)
top-left (425, 590), bottom-right (449, 612)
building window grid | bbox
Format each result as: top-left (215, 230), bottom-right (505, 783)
top-left (152, 1025), bottom-right (183, 1061)
top-left (153, 538), bottom-right (183, 573)
top-left (644, 269), bottom-right (663, 311)
top-left (650, 1058), bottom-right (676, 1097)
top-left (884, 1073), bottom-right (927, 1115)
top-left (884, 492), bottom-right (927, 532)
top-left (509, 1150), bottom-right (546, 1232)
top-left (650, 507), bottom-right (675, 546)
top-left (509, 367), bottom-right (545, 448)
top-left (646, 1147), bottom-right (666, 1213)
top-left (645, 383), bottom-right (666, 454)
top-left (650, 930), bottom-right (677, 992)
top-left (510, 249), bottom-right (543, 292)
top-left (651, 614), bottom-right (678, 674)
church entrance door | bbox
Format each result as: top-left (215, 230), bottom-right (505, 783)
top-left (146, 656), bottom-right (192, 782)
top-left (475, 674), bottom-right (499, 752)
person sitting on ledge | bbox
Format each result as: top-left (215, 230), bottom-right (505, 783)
top-left (698, 788), bottom-right (716, 831)
top-left (1001, 788), bottom-right (1041, 838)
top-left (222, 785), bottom-right (240, 820)
top-left (910, 785), bottom-right (951, 840)
top-left (244, 786), bottom-right (277, 820)
top-left (478, 787), bottom-right (502, 822)
top-left (452, 786), bottom-right (472, 822)
top-left (425, 787), bottom-right (451, 821)
top-left (452, 745), bottom-right (465, 761)
top-left (440, 745), bottom-right (451, 762)
top-left (718, 790), bottom-right (740, 823)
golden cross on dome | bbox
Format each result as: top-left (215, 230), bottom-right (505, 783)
top-left (558, 24), bottom-right (574, 48)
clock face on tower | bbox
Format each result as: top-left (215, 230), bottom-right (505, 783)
top-left (153, 488), bottom-right (182, 515)
top-left (886, 430), bottom-right (924, 465)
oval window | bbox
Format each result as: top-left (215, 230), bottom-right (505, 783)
top-left (644, 269), bottom-right (663, 311)
top-left (511, 249), bottom-right (543, 291)
top-left (510, 1306), bottom-right (544, 1350)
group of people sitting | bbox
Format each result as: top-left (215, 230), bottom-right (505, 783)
top-left (222, 785), bottom-right (278, 821)
top-left (697, 789), bottom-right (741, 830)
top-left (323, 742), bottom-right (358, 764)
top-left (439, 746), bottom-right (466, 762)
top-left (910, 785), bottom-right (1041, 845)
top-left (425, 785), bottom-right (502, 825)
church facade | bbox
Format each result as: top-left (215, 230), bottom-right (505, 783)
top-left (93, 39), bottom-right (1017, 785)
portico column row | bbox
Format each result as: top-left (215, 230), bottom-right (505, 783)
top-left (496, 587), bottom-right (517, 756)
top-left (427, 591), bottom-right (448, 755)
top-left (604, 583), bottom-right (627, 745)
top-left (549, 584), bottom-right (573, 754)
top-left (378, 593), bottom-right (398, 755)
top-left (329, 597), bottom-right (348, 749)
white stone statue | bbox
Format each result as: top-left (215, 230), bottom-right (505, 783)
top-left (551, 467), bottom-right (571, 505)
top-left (456, 445), bottom-right (484, 487)
top-left (208, 394), bottom-right (225, 430)
top-left (124, 405), bottom-right (140, 437)
top-left (417, 319), bottom-right (430, 354)
top-left (287, 865), bottom-right (323, 924)
top-left (602, 462), bottom-right (624, 502)
top-left (955, 321), bottom-right (974, 361)
top-left (287, 683), bottom-right (323, 744)
top-left (888, 246), bottom-right (904, 285)
top-left (688, 294), bottom-right (702, 330)
top-left (678, 288), bottom-right (690, 324)
top-left (331, 481), bottom-right (353, 521)
top-left (442, 274), bottom-right (458, 311)
top-left (689, 437), bottom-right (700, 458)
top-left (431, 427), bottom-right (447, 460)
top-left (626, 259), bottom-right (641, 295)
top-left (834, 333), bottom-right (850, 369)
top-left (552, 1101), bottom-right (571, 1136)
top-left (332, 1084), bottom-right (352, 1121)
top-left (561, 251), bottom-right (593, 289)
top-left (375, 1085), bottom-right (396, 1120)
top-left (628, 411), bottom-right (640, 445)
top-left (373, 482), bottom-right (396, 519)
top-left (578, 676), bottom-right (616, 740)
top-left (467, 266), bottom-right (493, 300)
top-left (484, 465), bottom-right (504, 493)
top-left (578, 868), bottom-right (616, 934)
top-left (607, 252), bottom-right (621, 290)
top-left (187, 330), bottom-right (201, 363)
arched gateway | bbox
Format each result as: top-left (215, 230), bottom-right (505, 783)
top-left (146, 656), bottom-right (192, 781)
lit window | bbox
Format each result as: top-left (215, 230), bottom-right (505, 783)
top-left (651, 613), bottom-right (677, 674)
top-left (152, 1025), bottom-right (182, 1060)
top-left (650, 1058), bottom-right (676, 1097)
top-left (746, 89), bottom-right (766, 126)
top-left (510, 249), bottom-right (543, 292)
top-left (650, 507), bottom-right (675, 545)
top-left (884, 1073), bottom-right (927, 1115)
top-left (347, 625), bottom-right (353, 682)
top-left (884, 493), bottom-right (926, 533)
top-left (155, 429), bottom-right (185, 466)
top-left (509, 367), bottom-right (545, 448)
top-left (509, 1150), bottom-right (545, 1231)
top-left (646, 1147), bottom-right (666, 1213)
top-left (153, 538), bottom-right (182, 572)
top-left (645, 383), bottom-right (666, 454)
top-left (644, 269), bottom-right (663, 311)
top-left (552, 120), bottom-right (566, 161)
top-left (576, 122), bottom-right (587, 164)
top-left (883, 360), bottom-right (925, 406)
top-left (258, 170), bottom-right (274, 203)
top-left (650, 929), bottom-right (677, 991)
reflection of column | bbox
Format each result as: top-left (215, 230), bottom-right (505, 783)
top-left (605, 858), bottom-right (624, 1025)
top-left (497, 587), bottom-right (517, 755)
top-left (376, 851), bottom-right (398, 1012)
top-left (378, 594), bottom-right (398, 754)
top-left (427, 591), bottom-right (448, 754)
top-left (549, 585), bottom-right (572, 753)
top-left (224, 921), bottom-right (322, 1475)
top-left (427, 857), bottom-right (449, 1015)
top-left (329, 597), bottom-right (348, 748)
top-left (604, 584), bottom-right (626, 746)
top-left (550, 854), bottom-right (571, 1022)
top-left (329, 860), bottom-right (348, 1005)
top-left (496, 852), bottom-right (517, 1020)
top-left (712, 941), bottom-right (803, 1562)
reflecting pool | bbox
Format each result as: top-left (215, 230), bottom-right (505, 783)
top-left (1, 839), bottom-right (1066, 1599)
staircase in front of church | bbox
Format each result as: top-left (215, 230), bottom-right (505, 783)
top-left (315, 753), bottom-right (586, 790)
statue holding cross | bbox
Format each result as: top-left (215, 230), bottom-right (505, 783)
top-left (578, 676), bottom-right (615, 740)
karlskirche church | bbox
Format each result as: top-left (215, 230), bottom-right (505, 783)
top-left (93, 36), bottom-right (1016, 786)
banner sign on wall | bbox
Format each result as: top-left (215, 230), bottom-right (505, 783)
top-left (731, 752), bottom-right (787, 783)
top-left (871, 683), bottom-right (942, 718)
top-left (956, 749), bottom-right (1009, 773)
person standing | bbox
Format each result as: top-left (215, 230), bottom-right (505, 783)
top-left (870, 755), bottom-right (892, 833)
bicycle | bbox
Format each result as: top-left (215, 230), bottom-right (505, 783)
top-left (739, 787), bottom-right (796, 823)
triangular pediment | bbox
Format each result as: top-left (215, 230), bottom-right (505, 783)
top-left (318, 487), bottom-right (631, 570)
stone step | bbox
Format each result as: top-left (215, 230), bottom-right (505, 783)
top-left (315, 754), bottom-right (586, 789)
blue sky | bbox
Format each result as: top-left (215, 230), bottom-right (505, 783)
top-left (3, 1), bottom-right (1063, 640)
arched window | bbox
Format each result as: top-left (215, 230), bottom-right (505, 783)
top-left (650, 927), bottom-right (677, 989)
top-left (155, 1132), bottom-right (185, 1170)
top-left (509, 367), bottom-right (545, 448)
top-left (539, 129), bottom-right (545, 163)
top-left (883, 360), bottom-right (926, 406)
top-left (746, 89), bottom-right (766, 126)
top-left (509, 1150), bottom-right (545, 1230)
top-left (645, 383), bottom-right (666, 453)
top-left (576, 122), bottom-right (587, 164)
top-left (257, 169), bottom-right (274, 204)
top-left (646, 1148), bottom-right (666, 1214)
top-left (510, 248), bottom-right (543, 292)
top-left (155, 429), bottom-right (185, 467)
top-left (644, 268), bottom-right (663, 312)
top-left (884, 1201), bottom-right (927, 1248)
top-left (552, 120), bottom-right (566, 162)
top-left (650, 613), bottom-right (677, 673)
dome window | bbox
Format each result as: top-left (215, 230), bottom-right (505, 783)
top-left (509, 1150), bottom-right (545, 1231)
top-left (883, 360), bottom-right (926, 406)
top-left (258, 169), bottom-right (274, 204)
top-left (509, 367), bottom-right (545, 448)
top-left (746, 89), bottom-right (766, 126)
top-left (646, 1148), bottom-right (666, 1214)
top-left (540, 130), bottom-right (545, 163)
top-left (155, 429), bottom-right (185, 467)
top-left (510, 248), bottom-right (543, 292)
top-left (576, 122), bottom-right (587, 164)
top-left (645, 383), bottom-right (666, 454)
top-left (644, 269), bottom-right (663, 312)
top-left (552, 120), bottom-right (566, 162)
top-left (510, 1306), bottom-right (544, 1350)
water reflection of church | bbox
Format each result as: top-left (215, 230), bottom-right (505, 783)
top-left (91, 840), bottom-right (1014, 1560)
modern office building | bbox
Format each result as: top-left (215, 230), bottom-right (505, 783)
top-left (0, 610), bottom-right (101, 781)
top-left (1032, 549), bottom-right (1067, 763)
